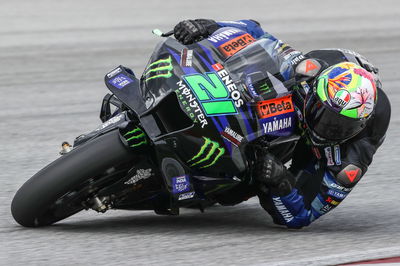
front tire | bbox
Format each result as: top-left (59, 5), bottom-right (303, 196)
top-left (11, 130), bottom-right (136, 227)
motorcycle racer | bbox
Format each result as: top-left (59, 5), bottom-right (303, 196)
top-left (173, 19), bottom-right (391, 228)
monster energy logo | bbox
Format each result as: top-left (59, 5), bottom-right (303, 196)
top-left (187, 137), bottom-right (225, 169)
top-left (144, 56), bottom-right (173, 82)
top-left (259, 82), bottom-right (271, 93)
top-left (123, 127), bottom-right (147, 148)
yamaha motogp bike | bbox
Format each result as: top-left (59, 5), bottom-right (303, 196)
top-left (11, 27), bottom-right (299, 227)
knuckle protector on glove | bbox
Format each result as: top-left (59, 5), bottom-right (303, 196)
top-left (174, 19), bottom-right (219, 44)
top-left (256, 153), bottom-right (295, 195)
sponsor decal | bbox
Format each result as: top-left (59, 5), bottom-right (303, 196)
top-left (123, 127), bottom-right (147, 148)
top-left (176, 80), bottom-right (208, 128)
top-left (259, 82), bottom-right (271, 93)
top-left (337, 48), bottom-right (362, 57)
top-left (320, 204), bottom-right (333, 213)
top-left (221, 127), bottom-right (244, 147)
top-left (329, 182), bottom-right (352, 192)
top-left (294, 105), bottom-right (303, 121)
top-left (345, 168), bottom-right (360, 182)
top-left (207, 28), bottom-right (242, 43)
top-left (334, 145), bottom-right (341, 165)
top-left (187, 137), bottom-right (225, 169)
top-left (178, 191), bottom-right (195, 201)
top-left (256, 95), bottom-right (294, 119)
top-left (144, 56), bottom-right (173, 82)
top-left (326, 197), bottom-right (340, 206)
top-left (290, 54), bottom-right (305, 65)
top-left (106, 67), bottom-right (122, 78)
top-left (124, 168), bottom-right (152, 185)
top-left (180, 48), bottom-right (193, 67)
top-left (311, 197), bottom-right (326, 216)
top-left (262, 116), bottom-right (292, 134)
top-left (258, 95), bottom-right (296, 136)
top-left (300, 81), bottom-right (311, 94)
top-left (172, 175), bottom-right (191, 194)
top-left (246, 73), bottom-right (271, 97)
top-left (218, 20), bottom-right (248, 26)
top-left (95, 113), bottom-right (124, 132)
top-left (272, 197), bottom-right (294, 223)
top-left (337, 164), bottom-right (362, 186)
top-left (324, 147), bottom-right (334, 166)
top-left (277, 43), bottom-right (289, 54)
top-left (323, 172), bottom-right (353, 192)
top-left (282, 49), bottom-right (300, 60)
top-left (181, 63), bottom-right (243, 117)
top-left (246, 82), bottom-right (259, 97)
top-left (296, 59), bottom-right (321, 77)
top-left (333, 90), bottom-right (351, 108)
top-left (212, 63), bottom-right (244, 108)
top-left (327, 189), bottom-right (347, 200)
top-left (312, 147), bottom-right (322, 159)
top-left (218, 33), bottom-right (255, 57)
top-left (305, 60), bottom-right (318, 73)
top-left (108, 74), bottom-right (133, 89)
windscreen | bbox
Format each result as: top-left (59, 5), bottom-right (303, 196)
top-left (224, 38), bottom-right (297, 101)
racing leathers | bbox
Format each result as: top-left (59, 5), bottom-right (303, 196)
top-left (173, 19), bottom-right (391, 228)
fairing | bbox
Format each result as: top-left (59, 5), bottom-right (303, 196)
top-left (110, 28), bottom-right (299, 177)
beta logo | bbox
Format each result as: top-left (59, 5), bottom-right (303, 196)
top-left (218, 33), bottom-right (255, 57)
top-left (256, 95), bottom-right (294, 119)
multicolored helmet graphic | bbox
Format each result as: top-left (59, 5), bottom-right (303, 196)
top-left (304, 62), bottom-right (378, 144)
top-left (316, 62), bottom-right (377, 118)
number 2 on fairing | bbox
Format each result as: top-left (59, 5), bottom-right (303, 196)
top-left (182, 73), bottom-right (237, 116)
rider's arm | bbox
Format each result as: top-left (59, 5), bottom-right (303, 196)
top-left (173, 19), bottom-right (266, 44)
top-left (262, 89), bottom-right (390, 228)
top-left (216, 20), bottom-right (265, 38)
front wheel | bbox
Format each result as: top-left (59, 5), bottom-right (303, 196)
top-left (11, 130), bottom-right (137, 227)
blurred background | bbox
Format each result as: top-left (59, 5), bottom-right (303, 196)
top-left (1, 0), bottom-right (399, 265)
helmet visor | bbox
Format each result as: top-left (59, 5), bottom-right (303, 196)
top-left (304, 93), bottom-right (366, 141)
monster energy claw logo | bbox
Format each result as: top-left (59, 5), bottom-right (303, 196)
top-left (123, 127), bottom-right (147, 148)
top-left (144, 56), bottom-right (173, 82)
top-left (187, 137), bottom-right (225, 169)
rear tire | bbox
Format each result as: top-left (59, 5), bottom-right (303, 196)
top-left (11, 130), bottom-right (136, 227)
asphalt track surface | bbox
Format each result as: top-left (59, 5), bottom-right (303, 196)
top-left (1, 0), bottom-right (400, 265)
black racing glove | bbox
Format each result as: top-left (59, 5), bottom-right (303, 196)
top-left (174, 19), bottom-right (220, 45)
top-left (255, 153), bottom-right (295, 196)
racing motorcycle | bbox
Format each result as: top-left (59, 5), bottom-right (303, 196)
top-left (11, 27), bottom-right (300, 227)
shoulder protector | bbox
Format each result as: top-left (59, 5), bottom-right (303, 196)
top-left (295, 58), bottom-right (322, 78)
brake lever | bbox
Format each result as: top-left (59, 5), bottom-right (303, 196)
top-left (152, 29), bottom-right (174, 37)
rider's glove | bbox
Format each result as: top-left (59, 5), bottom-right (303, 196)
top-left (174, 19), bottom-right (220, 45)
top-left (255, 153), bottom-right (295, 196)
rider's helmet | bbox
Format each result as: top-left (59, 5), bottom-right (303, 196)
top-left (304, 62), bottom-right (377, 145)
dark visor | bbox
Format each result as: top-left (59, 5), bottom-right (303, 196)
top-left (304, 93), bottom-right (366, 141)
